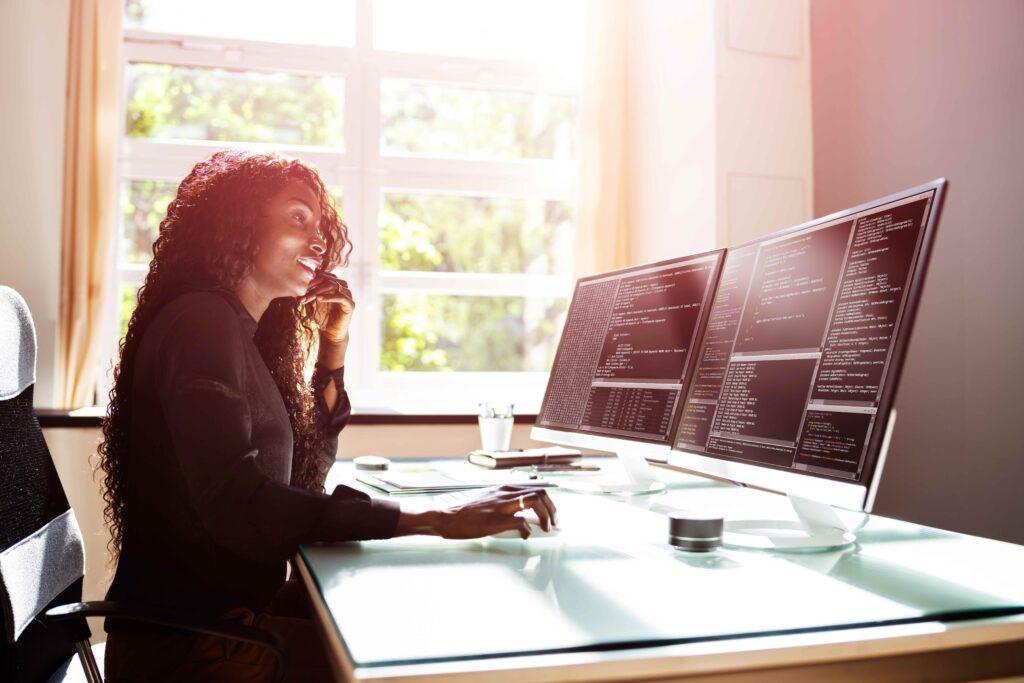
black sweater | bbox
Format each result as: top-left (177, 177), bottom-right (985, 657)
top-left (105, 289), bottom-right (399, 618)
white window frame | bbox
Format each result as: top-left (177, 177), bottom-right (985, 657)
top-left (103, 0), bottom-right (580, 413)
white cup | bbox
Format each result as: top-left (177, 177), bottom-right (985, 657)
top-left (478, 415), bottom-right (513, 451)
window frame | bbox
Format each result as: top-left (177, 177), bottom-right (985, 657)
top-left (105, 0), bottom-right (580, 413)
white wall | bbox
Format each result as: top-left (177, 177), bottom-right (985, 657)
top-left (811, 0), bottom-right (1024, 544)
top-left (0, 0), bottom-right (71, 408)
top-left (626, 1), bottom-right (718, 261)
top-left (715, 0), bottom-right (813, 247)
top-left (625, 0), bottom-right (813, 263)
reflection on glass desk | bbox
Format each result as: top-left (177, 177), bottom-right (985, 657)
top-left (299, 459), bottom-right (1024, 680)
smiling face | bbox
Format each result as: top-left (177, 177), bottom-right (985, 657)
top-left (248, 180), bottom-right (326, 300)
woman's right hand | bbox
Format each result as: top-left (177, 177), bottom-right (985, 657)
top-left (396, 486), bottom-right (557, 540)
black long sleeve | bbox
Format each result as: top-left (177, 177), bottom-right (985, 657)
top-left (310, 362), bottom-right (352, 488)
top-left (105, 289), bottom-right (398, 616)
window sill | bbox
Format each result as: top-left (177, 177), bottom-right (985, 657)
top-left (35, 408), bottom-right (539, 429)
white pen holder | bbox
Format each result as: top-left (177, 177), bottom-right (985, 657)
top-left (478, 415), bottom-right (514, 452)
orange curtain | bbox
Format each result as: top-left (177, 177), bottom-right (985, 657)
top-left (57, 0), bottom-right (121, 408)
top-left (574, 0), bottom-right (633, 278)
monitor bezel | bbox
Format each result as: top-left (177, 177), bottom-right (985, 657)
top-left (665, 178), bottom-right (948, 511)
top-left (534, 248), bottom-right (727, 446)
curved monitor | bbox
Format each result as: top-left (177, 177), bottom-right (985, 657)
top-left (668, 179), bottom-right (947, 511)
top-left (533, 250), bottom-right (726, 459)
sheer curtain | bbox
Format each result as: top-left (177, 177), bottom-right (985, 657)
top-left (57, 0), bottom-right (121, 408)
top-left (574, 0), bottom-right (633, 278)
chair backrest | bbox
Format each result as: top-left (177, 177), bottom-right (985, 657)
top-left (0, 286), bottom-right (86, 681)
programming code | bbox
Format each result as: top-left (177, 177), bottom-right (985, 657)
top-left (675, 192), bottom-right (934, 480)
top-left (581, 385), bottom-right (679, 439)
top-left (675, 247), bottom-right (757, 448)
top-left (733, 221), bottom-right (852, 354)
top-left (808, 198), bottom-right (931, 403)
top-left (708, 358), bottom-right (818, 467)
top-left (537, 279), bottom-right (619, 428)
top-left (594, 265), bottom-right (713, 380)
top-left (538, 254), bottom-right (722, 443)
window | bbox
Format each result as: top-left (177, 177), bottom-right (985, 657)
top-left (108, 0), bottom-right (583, 412)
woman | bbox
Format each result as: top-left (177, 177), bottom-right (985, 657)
top-left (98, 150), bottom-right (556, 681)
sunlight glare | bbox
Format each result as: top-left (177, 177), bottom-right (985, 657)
top-left (127, 0), bottom-right (356, 47)
top-left (374, 0), bottom-right (584, 70)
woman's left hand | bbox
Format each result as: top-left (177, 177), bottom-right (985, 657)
top-left (300, 271), bottom-right (354, 343)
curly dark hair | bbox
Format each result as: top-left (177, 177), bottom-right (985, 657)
top-left (97, 149), bottom-right (349, 559)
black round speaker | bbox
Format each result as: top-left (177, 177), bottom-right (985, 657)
top-left (668, 511), bottom-right (724, 552)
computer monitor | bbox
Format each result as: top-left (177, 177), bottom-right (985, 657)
top-left (668, 179), bottom-right (947, 548)
top-left (532, 249), bottom-right (726, 492)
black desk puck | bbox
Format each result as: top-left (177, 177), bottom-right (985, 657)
top-left (669, 511), bottom-right (724, 552)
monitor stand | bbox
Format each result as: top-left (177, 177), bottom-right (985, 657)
top-left (723, 494), bottom-right (856, 552)
top-left (558, 451), bottom-right (667, 496)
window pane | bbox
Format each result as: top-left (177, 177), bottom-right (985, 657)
top-left (329, 189), bottom-right (344, 212)
top-left (380, 192), bottom-right (573, 275)
top-left (381, 80), bottom-right (576, 161)
top-left (125, 63), bottom-right (345, 147)
top-left (121, 180), bottom-right (176, 265)
top-left (374, 0), bottom-right (583, 66)
top-left (124, 0), bottom-right (355, 47)
top-left (381, 294), bottom-right (567, 372)
top-left (120, 283), bottom-right (139, 341)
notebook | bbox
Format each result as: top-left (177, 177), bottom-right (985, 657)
top-left (467, 446), bottom-right (582, 469)
top-left (357, 471), bottom-right (493, 495)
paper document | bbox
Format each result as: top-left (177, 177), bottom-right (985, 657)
top-left (357, 471), bottom-right (492, 495)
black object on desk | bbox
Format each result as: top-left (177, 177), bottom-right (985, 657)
top-left (669, 511), bottom-right (724, 552)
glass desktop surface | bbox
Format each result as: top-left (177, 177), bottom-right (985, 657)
top-left (300, 465), bottom-right (1024, 668)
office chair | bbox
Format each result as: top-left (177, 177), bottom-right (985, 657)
top-left (0, 286), bottom-right (286, 682)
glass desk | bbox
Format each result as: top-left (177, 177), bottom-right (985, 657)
top-left (297, 459), bottom-right (1024, 681)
